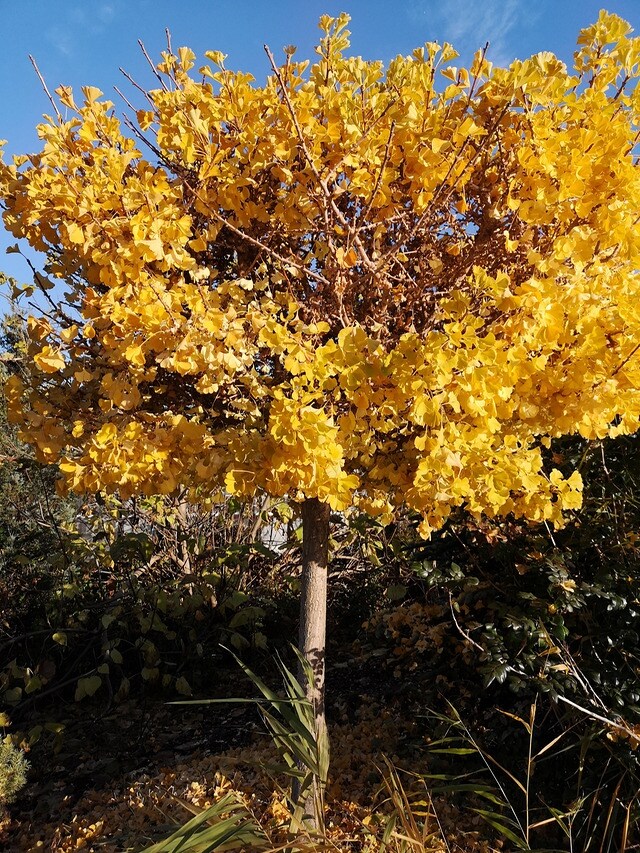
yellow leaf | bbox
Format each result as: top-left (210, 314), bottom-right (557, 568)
top-left (125, 343), bottom-right (146, 367)
top-left (60, 325), bottom-right (78, 343)
top-left (81, 86), bottom-right (103, 104)
top-left (34, 346), bottom-right (65, 373)
top-left (66, 223), bottom-right (85, 245)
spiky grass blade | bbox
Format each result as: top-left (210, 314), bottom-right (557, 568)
top-left (140, 792), bottom-right (267, 853)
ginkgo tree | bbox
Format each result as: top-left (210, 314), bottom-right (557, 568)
top-left (3, 9), bottom-right (640, 802)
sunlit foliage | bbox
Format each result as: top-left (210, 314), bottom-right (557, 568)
top-left (2, 12), bottom-right (640, 535)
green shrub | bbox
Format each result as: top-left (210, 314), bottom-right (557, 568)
top-left (0, 739), bottom-right (29, 806)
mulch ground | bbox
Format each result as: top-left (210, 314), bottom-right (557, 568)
top-left (0, 685), bottom-right (499, 852)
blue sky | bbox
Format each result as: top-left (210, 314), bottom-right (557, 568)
top-left (1, 0), bottom-right (639, 292)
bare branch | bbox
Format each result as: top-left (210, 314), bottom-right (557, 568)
top-left (29, 56), bottom-right (62, 121)
top-left (118, 67), bottom-right (157, 110)
top-left (555, 694), bottom-right (640, 745)
top-left (120, 111), bottom-right (165, 162)
top-left (358, 120), bottom-right (395, 227)
top-left (448, 592), bottom-right (485, 652)
top-left (138, 39), bottom-right (169, 92)
top-left (183, 178), bottom-right (332, 288)
top-left (264, 45), bottom-right (377, 275)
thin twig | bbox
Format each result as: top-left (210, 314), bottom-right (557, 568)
top-left (118, 68), bottom-right (157, 109)
top-left (375, 100), bottom-right (512, 276)
top-left (358, 120), bottom-right (395, 227)
top-left (138, 39), bottom-right (169, 91)
top-left (29, 56), bottom-right (61, 121)
top-left (264, 45), bottom-right (334, 244)
top-left (555, 694), bottom-right (640, 744)
top-left (120, 112), bottom-right (165, 162)
top-left (611, 341), bottom-right (640, 378)
top-left (183, 177), bottom-right (331, 287)
top-left (448, 591), bottom-right (484, 651)
top-left (264, 44), bottom-right (377, 274)
top-left (557, 642), bottom-right (609, 711)
top-left (23, 255), bottom-right (76, 325)
top-left (543, 520), bottom-right (557, 547)
top-left (324, 97), bottom-right (399, 189)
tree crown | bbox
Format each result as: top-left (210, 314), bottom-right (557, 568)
top-left (3, 11), bottom-right (640, 534)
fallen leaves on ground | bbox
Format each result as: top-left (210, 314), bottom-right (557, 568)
top-left (1, 701), bottom-right (499, 852)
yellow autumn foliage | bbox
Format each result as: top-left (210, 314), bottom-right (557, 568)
top-left (3, 11), bottom-right (640, 536)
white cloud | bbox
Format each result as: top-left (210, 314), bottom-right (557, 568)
top-left (408, 0), bottom-right (537, 65)
top-left (68, 7), bottom-right (87, 26)
top-left (45, 26), bottom-right (74, 57)
top-left (98, 4), bottom-right (115, 25)
top-left (45, 2), bottom-right (118, 56)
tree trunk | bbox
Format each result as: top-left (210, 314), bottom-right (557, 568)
top-left (175, 497), bottom-right (193, 575)
top-left (296, 497), bottom-right (331, 825)
top-left (299, 497), bottom-right (330, 723)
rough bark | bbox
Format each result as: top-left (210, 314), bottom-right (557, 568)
top-left (296, 496), bottom-right (331, 824)
top-left (299, 497), bottom-right (330, 724)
